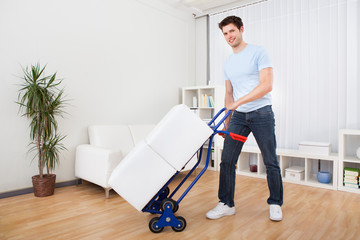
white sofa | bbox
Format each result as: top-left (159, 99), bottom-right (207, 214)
top-left (75, 124), bottom-right (156, 198)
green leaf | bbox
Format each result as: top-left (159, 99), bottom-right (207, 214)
top-left (16, 63), bottom-right (68, 176)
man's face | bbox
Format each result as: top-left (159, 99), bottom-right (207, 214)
top-left (222, 23), bottom-right (243, 49)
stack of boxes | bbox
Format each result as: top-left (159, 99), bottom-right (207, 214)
top-left (343, 167), bottom-right (359, 189)
top-left (109, 104), bottom-right (214, 211)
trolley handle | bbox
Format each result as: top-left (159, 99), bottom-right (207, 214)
top-left (208, 107), bottom-right (233, 131)
top-left (208, 107), bottom-right (228, 127)
top-left (217, 130), bottom-right (247, 142)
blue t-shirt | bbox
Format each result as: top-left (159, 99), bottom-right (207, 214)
top-left (224, 44), bottom-right (273, 112)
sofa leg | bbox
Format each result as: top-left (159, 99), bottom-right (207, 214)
top-left (76, 178), bottom-right (81, 186)
top-left (105, 188), bottom-right (110, 199)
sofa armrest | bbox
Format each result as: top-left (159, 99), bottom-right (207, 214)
top-left (75, 144), bottom-right (123, 188)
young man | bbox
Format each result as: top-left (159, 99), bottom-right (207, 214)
top-left (206, 15), bottom-right (283, 221)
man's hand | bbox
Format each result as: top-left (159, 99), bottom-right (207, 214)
top-left (228, 102), bottom-right (239, 111)
top-left (220, 127), bottom-right (227, 138)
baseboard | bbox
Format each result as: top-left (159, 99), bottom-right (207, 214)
top-left (0, 179), bottom-right (82, 199)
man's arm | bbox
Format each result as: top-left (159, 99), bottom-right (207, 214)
top-left (224, 80), bottom-right (235, 129)
top-left (228, 67), bottom-right (273, 111)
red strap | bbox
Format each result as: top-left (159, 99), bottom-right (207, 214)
top-left (229, 133), bottom-right (247, 142)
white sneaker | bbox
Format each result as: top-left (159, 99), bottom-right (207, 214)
top-left (269, 204), bottom-right (282, 221)
top-left (206, 202), bottom-right (236, 220)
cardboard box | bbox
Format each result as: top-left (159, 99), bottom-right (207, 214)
top-left (285, 166), bottom-right (305, 181)
top-left (298, 141), bottom-right (331, 156)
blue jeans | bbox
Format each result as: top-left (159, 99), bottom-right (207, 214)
top-left (219, 105), bottom-right (283, 207)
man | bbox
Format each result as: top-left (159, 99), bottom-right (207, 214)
top-left (206, 15), bottom-right (283, 221)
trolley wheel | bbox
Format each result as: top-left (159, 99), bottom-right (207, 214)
top-left (149, 202), bottom-right (158, 213)
top-left (160, 198), bottom-right (179, 213)
top-left (149, 217), bottom-right (163, 233)
top-left (162, 186), bottom-right (170, 197)
top-left (172, 216), bottom-right (186, 232)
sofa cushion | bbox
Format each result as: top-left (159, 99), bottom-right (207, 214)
top-left (75, 144), bottom-right (123, 188)
top-left (88, 125), bottom-right (134, 155)
top-left (129, 124), bottom-right (155, 145)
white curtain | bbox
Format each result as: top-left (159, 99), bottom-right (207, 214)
top-left (209, 0), bottom-right (360, 151)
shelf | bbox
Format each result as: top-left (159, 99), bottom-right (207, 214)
top-left (338, 186), bottom-right (360, 193)
top-left (343, 156), bottom-right (360, 163)
top-left (217, 144), bottom-right (338, 190)
top-left (236, 169), bottom-right (267, 179)
top-left (283, 178), bottom-right (306, 184)
top-left (182, 85), bottom-right (225, 172)
top-left (198, 147), bottom-right (216, 170)
top-left (183, 90), bottom-right (360, 194)
top-left (310, 181), bottom-right (336, 190)
top-left (338, 129), bottom-right (360, 193)
top-left (339, 129), bottom-right (360, 135)
top-left (277, 149), bottom-right (338, 161)
top-left (242, 145), bottom-right (261, 153)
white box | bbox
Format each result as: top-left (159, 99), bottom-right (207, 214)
top-left (146, 104), bottom-right (213, 171)
top-left (298, 141), bottom-right (331, 156)
top-left (285, 166), bottom-right (305, 181)
top-left (109, 141), bottom-right (176, 211)
top-left (109, 105), bottom-right (214, 211)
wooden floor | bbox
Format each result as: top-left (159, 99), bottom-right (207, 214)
top-left (1, 170), bottom-right (360, 240)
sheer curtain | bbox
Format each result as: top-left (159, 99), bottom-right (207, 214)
top-left (209, 0), bottom-right (359, 151)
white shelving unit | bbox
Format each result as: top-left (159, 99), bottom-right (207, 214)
top-left (338, 129), bottom-right (360, 193)
top-left (181, 87), bottom-right (360, 193)
top-left (217, 145), bottom-right (338, 190)
top-left (182, 85), bottom-right (225, 171)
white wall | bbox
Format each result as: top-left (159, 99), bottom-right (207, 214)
top-left (195, 15), bottom-right (208, 86)
top-left (0, 0), bottom-right (195, 193)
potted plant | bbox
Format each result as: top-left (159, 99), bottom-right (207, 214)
top-left (16, 63), bottom-right (67, 197)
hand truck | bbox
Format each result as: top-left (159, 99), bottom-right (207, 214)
top-left (142, 108), bottom-right (247, 233)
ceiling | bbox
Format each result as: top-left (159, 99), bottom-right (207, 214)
top-left (180, 0), bottom-right (243, 13)
top-left (165, 0), bottom-right (260, 17)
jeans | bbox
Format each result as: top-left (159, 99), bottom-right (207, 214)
top-left (218, 105), bottom-right (283, 207)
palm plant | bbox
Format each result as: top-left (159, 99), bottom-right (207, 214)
top-left (17, 63), bottom-right (67, 178)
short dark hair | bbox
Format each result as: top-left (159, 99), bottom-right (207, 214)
top-left (218, 15), bottom-right (243, 31)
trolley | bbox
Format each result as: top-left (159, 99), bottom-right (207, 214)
top-left (142, 107), bottom-right (247, 233)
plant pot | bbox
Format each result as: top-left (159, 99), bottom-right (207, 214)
top-left (32, 174), bottom-right (56, 197)
top-left (317, 171), bottom-right (331, 184)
